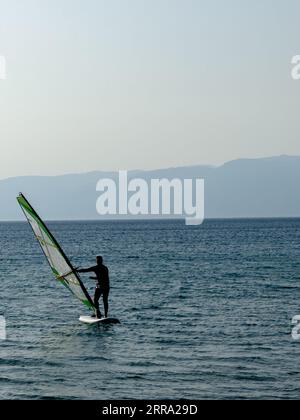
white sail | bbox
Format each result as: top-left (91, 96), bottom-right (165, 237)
top-left (17, 194), bottom-right (95, 311)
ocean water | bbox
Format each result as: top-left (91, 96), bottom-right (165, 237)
top-left (1, 219), bottom-right (300, 400)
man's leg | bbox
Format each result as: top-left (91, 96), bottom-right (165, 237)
top-left (103, 290), bottom-right (109, 318)
top-left (94, 288), bottom-right (102, 319)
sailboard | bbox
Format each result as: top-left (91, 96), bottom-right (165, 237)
top-left (79, 316), bottom-right (120, 325)
top-left (17, 193), bottom-right (96, 314)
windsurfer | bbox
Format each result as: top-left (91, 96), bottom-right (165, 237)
top-left (77, 256), bottom-right (110, 319)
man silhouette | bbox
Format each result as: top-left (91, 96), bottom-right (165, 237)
top-left (77, 256), bottom-right (110, 319)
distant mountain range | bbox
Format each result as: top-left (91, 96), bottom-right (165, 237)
top-left (1, 155), bottom-right (300, 221)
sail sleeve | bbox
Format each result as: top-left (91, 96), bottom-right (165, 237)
top-left (17, 194), bottom-right (95, 311)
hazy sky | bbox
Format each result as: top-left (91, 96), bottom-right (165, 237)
top-left (0, 0), bottom-right (300, 179)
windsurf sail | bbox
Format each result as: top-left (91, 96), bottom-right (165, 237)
top-left (17, 193), bottom-right (95, 312)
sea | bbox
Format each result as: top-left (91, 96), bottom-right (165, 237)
top-left (1, 218), bottom-right (300, 400)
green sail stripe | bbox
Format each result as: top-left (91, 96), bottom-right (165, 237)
top-left (17, 196), bottom-right (58, 246)
top-left (36, 235), bottom-right (58, 249)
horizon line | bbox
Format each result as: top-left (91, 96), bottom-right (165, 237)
top-left (1, 216), bottom-right (300, 223)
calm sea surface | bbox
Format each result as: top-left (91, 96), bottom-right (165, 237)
top-left (1, 219), bottom-right (300, 400)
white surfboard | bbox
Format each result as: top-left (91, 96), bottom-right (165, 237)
top-left (79, 316), bottom-right (120, 325)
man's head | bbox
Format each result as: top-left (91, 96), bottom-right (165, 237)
top-left (96, 256), bottom-right (103, 265)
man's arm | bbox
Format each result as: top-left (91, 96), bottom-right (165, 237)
top-left (77, 266), bottom-right (96, 274)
